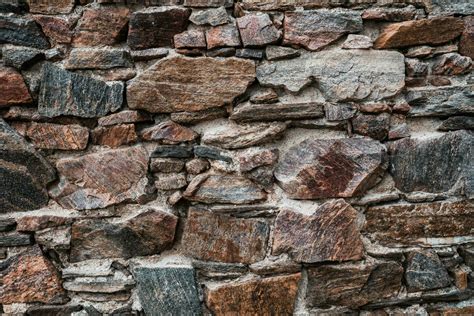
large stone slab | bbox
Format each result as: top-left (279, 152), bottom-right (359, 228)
top-left (0, 66), bottom-right (32, 107)
top-left (275, 137), bottom-right (387, 199)
top-left (38, 63), bottom-right (123, 118)
top-left (50, 146), bottom-right (149, 210)
top-left (127, 56), bottom-right (255, 113)
top-left (257, 49), bottom-right (405, 101)
top-left (0, 15), bottom-right (50, 49)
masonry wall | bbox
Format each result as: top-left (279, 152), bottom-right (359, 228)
top-left (0, 0), bottom-right (473, 314)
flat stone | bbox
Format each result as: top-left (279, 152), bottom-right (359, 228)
top-left (28, 0), bottom-right (74, 14)
top-left (427, 0), bottom-right (474, 16)
top-left (438, 116), bottom-right (474, 131)
top-left (130, 48), bottom-right (169, 61)
top-left (91, 124), bottom-right (137, 148)
top-left (324, 103), bottom-right (356, 121)
top-left (194, 145), bottom-right (232, 162)
top-left (127, 56), bottom-right (255, 113)
top-left (205, 274), bottom-right (301, 315)
top-left (460, 16), bottom-right (474, 59)
top-left (65, 48), bottom-right (133, 70)
top-left (155, 173), bottom-right (187, 190)
top-left (25, 306), bottom-right (83, 315)
top-left (406, 250), bottom-right (451, 292)
top-left (235, 48), bottom-right (264, 59)
top-left (23, 122), bottom-right (89, 150)
top-left (0, 15), bottom-right (50, 49)
top-left (362, 6), bottom-right (417, 21)
top-left (0, 66), bottom-right (32, 107)
top-left (206, 47), bottom-right (236, 57)
top-left (50, 146), bottom-right (149, 210)
top-left (236, 13), bottom-right (280, 47)
top-left (186, 158), bottom-right (209, 174)
top-left (150, 158), bottom-right (185, 173)
top-left (235, 147), bottom-right (278, 172)
top-left (307, 261), bottom-right (403, 308)
top-left (275, 137), bottom-right (387, 199)
top-left (63, 278), bottom-right (134, 293)
top-left (70, 210), bottom-right (177, 262)
top-left (342, 34), bottom-right (373, 49)
top-left (16, 215), bottom-right (73, 232)
top-left (406, 45), bottom-right (434, 58)
top-left (142, 121), bottom-right (198, 143)
top-left (272, 199), bottom-right (364, 263)
top-left (283, 9), bottom-right (363, 51)
top-left (190, 6), bottom-right (229, 26)
top-left (257, 49), bottom-right (405, 100)
top-left (151, 145), bottom-right (194, 158)
top-left (134, 266), bottom-right (201, 316)
top-left (405, 58), bottom-right (429, 78)
top-left (364, 200), bottom-right (474, 246)
top-left (171, 108), bottom-right (227, 125)
top-left (2, 46), bottom-right (43, 70)
top-left (205, 21), bottom-right (241, 49)
top-left (33, 16), bottom-right (74, 44)
top-left (240, 0), bottom-right (379, 10)
top-left (352, 113), bottom-right (391, 140)
top-left (432, 53), bottom-right (472, 75)
top-left (0, 218), bottom-right (16, 232)
top-left (265, 45), bottom-right (300, 61)
top-left (249, 88), bottom-right (278, 104)
top-left (98, 110), bottom-right (152, 127)
top-left (0, 232), bottom-right (32, 247)
top-left (174, 29), bottom-right (206, 48)
top-left (38, 63), bottom-right (123, 118)
top-left (374, 17), bottom-right (464, 49)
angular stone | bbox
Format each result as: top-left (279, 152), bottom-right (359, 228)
top-left (194, 145), bottom-right (232, 162)
top-left (28, 0), bottom-right (74, 14)
top-left (38, 63), bottom-right (123, 118)
top-left (406, 251), bottom-right (451, 292)
top-left (73, 8), bottom-right (129, 47)
top-left (405, 58), bottom-right (429, 78)
top-left (438, 116), bottom-right (474, 131)
top-left (283, 9), bottom-right (363, 51)
top-left (23, 122), bottom-right (89, 150)
top-left (182, 208), bottom-right (269, 263)
top-left (70, 210), bottom-right (177, 262)
top-left (324, 103), bottom-right (356, 121)
top-left (235, 48), bottom-right (264, 59)
top-left (432, 53), bottom-right (472, 75)
top-left (128, 56), bottom-right (255, 113)
top-left (249, 88), bottom-right (278, 104)
top-left (130, 48), bottom-right (169, 61)
top-left (0, 0), bottom-right (28, 14)
top-left (237, 13), bottom-right (280, 47)
top-left (265, 45), bottom-right (300, 61)
top-left (190, 6), bottom-right (229, 26)
top-left (50, 146), bottom-right (149, 210)
top-left (128, 7), bottom-right (190, 49)
top-left (364, 200), bottom-right (474, 246)
top-left (206, 47), bottom-right (236, 57)
top-left (361, 6), bottom-right (417, 21)
top-left (427, 0), bottom-right (474, 16)
top-left (0, 218), bottom-right (16, 232)
top-left (91, 124), bottom-right (137, 148)
top-left (174, 29), bottom-right (206, 48)
top-left (184, 0), bottom-right (229, 6)
top-left (235, 147), bottom-right (278, 172)
top-left (342, 34), bottom-right (373, 49)
top-left (186, 158), bottom-right (210, 174)
top-left (65, 49), bottom-right (133, 70)
top-left (352, 113), bottom-right (391, 140)
top-left (406, 45), bottom-right (434, 58)
top-left (206, 21), bottom-right (241, 49)
top-left (374, 17), bottom-right (464, 49)
top-left (272, 199), bottom-right (364, 263)
top-left (0, 67), bottom-right (32, 107)
top-left (17, 215), bottom-right (73, 232)
top-left (389, 131), bottom-right (473, 195)
top-left (2, 46), bottom-right (43, 70)
top-left (307, 261), bottom-right (403, 308)
top-left (275, 137), bottom-right (387, 199)
top-left (0, 246), bottom-right (65, 304)
top-left (257, 49), bottom-right (405, 100)
top-left (63, 279), bottom-right (134, 293)
top-left (231, 101), bottom-right (324, 123)
top-left (33, 16), bottom-right (74, 44)
top-left (142, 121), bottom-right (198, 143)
top-left (150, 158), bottom-right (184, 173)
top-left (171, 108), bottom-right (227, 125)
top-left (0, 15), bottom-right (50, 49)
top-left (25, 306), bottom-right (83, 315)
top-left (151, 145), bottom-right (194, 158)
top-left (205, 274), bottom-right (301, 315)
top-left (155, 173), bottom-right (187, 190)
top-left (98, 110), bottom-right (152, 127)
top-left (460, 16), bottom-right (474, 59)
top-left (0, 232), bottom-right (32, 247)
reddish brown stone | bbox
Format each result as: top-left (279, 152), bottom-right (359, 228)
top-left (205, 21), bottom-right (241, 49)
top-left (24, 122), bottom-right (89, 150)
top-left (174, 29), bottom-right (206, 49)
top-left (273, 199), bottom-right (364, 263)
top-left (184, 0), bottom-right (227, 7)
top-left (236, 13), bottom-right (280, 47)
top-left (361, 6), bottom-right (417, 21)
top-left (0, 67), bottom-right (32, 107)
top-left (352, 113), bottom-right (391, 141)
top-left (92, 124), bottom-right (137, 148)
top-left (235, 147), bottom-right (278, 172)
top-left (141, 121), bottom-right (198, 143)
top-left (182, 208), bottom-right (269, 264)
top-left (460, 16), bottom-right (474, 59)
top-left (17, 215), bottom-right (73, 232)
top-left (98, 110), bottom-right (152, 127)
top-left (205, 274), bottom-right (301, 315)
top-left (374, 17), bottom-right (464, 49)
top-left (28, 0), bottom-right (74, 14)
top-left (0, 246), bottom-right (66, 304)
top-left (432, 53), bottom-right (472, 76)
top-left (33, 16), bottom-right (75, 44)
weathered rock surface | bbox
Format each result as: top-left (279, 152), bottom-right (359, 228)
top-left (33, 15), bottom-right (74, 44)
top-left (50, 146), bottom-right (149, 210)
top-left (63, 278), bottom-right (134, 293)
top-left (98, 110), bottom-right (152, 127)
top-left (265, 45), bottom-right (300, 61)
top-left (0, 66), bottom-right (32, 107)
top-left (406, 251), bottom-right (451, 292)
top-left (438, 116), bottom-right (474, 131)
top-left (235, 147), bottom-right (278, 172)
top-left (155, 172), bottom-right (187, 190)
top-left (0, 15), bottom-right (50, 49)
top-left (0, 232), bottom-right (32, 247)
top-left (205, 21), bottom-right (241, 49)
top-left (432, 53), bottom-right (472, 76)
top-left (237, 13), bottom-right (281, 47)
top-left (151, 158), bottom-right (184, 173)
top-left (174, 29), bottom-right (207, 48)
top-left (65, 48), bottom-right (133, 70)
top-left (17, 215), bottom-right (73, 232)
top-left (272, 199), bottom-right (364, 263)
top-left (427, 0), bottom-right (474, 16)
top-left (2, 46), bottom-right (43, 70)
top-left (257, 49), bottom-right (405, 100)
top-left (190, 6), bottom-right (229, 26)
top-left (205, 274), bottom-right (301, 315)
top-left (152, 145), bottom-right (194, 158)
top-left (28, 0), bottom-right (74, 14)
top-left (70, 210), bottom-right (177, 261)
top-left (352, 113), bottom-right (391, 140)
top-left (141, 121), bottom-right (198, 143)
top-left (91, 124), bottom-right (137, 148)
top-left (184, 0), bottom-right (229, 7)
top-left (127, 56), bottom-right (254, 113)
top-left (130, 48), bottom-right (169, 61)
top-left (361, 6), bottom-right (417, 21)
top-left (275, 137), bottom-right (387, 199)
top-left (283, 9), bottom-right (363, 51)
top-left (460, 16), bottom-right (474, 59)
top-left (38, 63), bottom-right (123, 118)
top-left (342, 34), bottom-right (373, 49)
top-left (182, 208), bottom-right (269, 263)
top-left (231, 101), bottom-right (324, 122)
top-left (23, 122), bottom-right (89, 150)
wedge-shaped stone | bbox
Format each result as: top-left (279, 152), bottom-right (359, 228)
top-left (24, 122), bottom-right (89, 151)
top-left (0, 66), bottom-right (32, 107)
top-left (406, 251), bottom-right (451, 292)
top-left (127, 56), bottom-right (255, 113)
top-left (141, 121), bottom-right (198, 143)
top-left (426, 0), bottom-right (474, 16)
top-left (257, 49), bottom-right (405, 100)
top-left (0, 15), bottom-right (50, 49)
top-left (231, 101), bottom-right (324, 122)
top-left (275, 137), bottom-right (387, 199)
top-left (273, 199), bottom-right (364, 263)
top-left (38, 63), bottom-right (123, 118)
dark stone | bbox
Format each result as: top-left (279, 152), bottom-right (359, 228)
top-left (352, 113), bottom-right (391, 141)
top-left (438, 116), bottom-right (474, 131)
top-left (194, 145), bottom-right (232, 162)
top-left (26, 305), bottom-right (83, 316)
top-left (406, 251), bottom-right (451, 292)
top-left (0, 0), bottom-right (28, 14)
top-left (38, 63), bottom-right (123, 118)
top-left (235, 48), bottom-right (264, 59)
top-left (231, 101), bottom-right (324, 122)
top-left (2, 46), bottom-right (44, 70)
top-left (0, 232), bottom-right (32, 247)
top-left (266, 45), bottom-right (300, 61)
top-left (151, 145), bottom-right (194, 158)
top-left (0, 219), bottom-right (16, 232)
top-left (0, 15), bottom-right (50, 49)
top-left (206, 47), bottom-right (236, 57)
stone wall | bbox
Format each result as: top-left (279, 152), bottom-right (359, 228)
top-left (0, 0), bottom-right (473, 314)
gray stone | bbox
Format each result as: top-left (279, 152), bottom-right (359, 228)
top-left (0, 15), bottom-right (50, 49)
top-left (64, 48), bottom-right (133, 70)
top-left (342, 34), bottom-right (373, 49)
top-left (194, 145), bottom-right (232, 162)
top-left (2, 46), bottom-right (43, 70)
top-left (130, 48), bottom-right (169, 61)
top-left (427, 0), bottom-right (474, 16)
top-left (265, 45), bottom-right (300, 61)
top-left (0, 219), bottom-right (16, 232)
top-left (231, 101), bottom-right (324, 122)
top-left (190, 7), bottom-right (230, 26)
top-left (406, 251), bottom-right (451, 292)
top-left (324, 103), bottom-right (356, 121)
top-left (438, 116), bottom-right (474, 131)
top-left (0, 0), bottom-right (28, 14)
top-left (237, 13), bottom-right (281, 47)
top-left (38, 63), bottom-right (123, 118)
top-left (151, 145), bottom-right (194, 158)
top-left (235, 48), bottom-right (264, 59)
top-left (0, 232), bottom-right (32, 247)
top-left (352, 113), bottom-right (391, 141)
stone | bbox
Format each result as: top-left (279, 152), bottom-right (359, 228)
top-left (33, 16), bottom-right (74, 44)
top-left (0, 15), bottom-right (50, 49)
top-left (63, 279), bottom-right (134, 293)
top-left (130, 48), bottom-right (169, 61)
top-left (16, 215), bottom-right (72, 232)
top-left (184, 0), bottom-right (229, 7)
top-left (352, 113), bottom-right (391, 140)
top-left (265, 45), bottom-right (300, 61)
top-left (374, 17), bottom-right (464, 49)
top-left (389, 131), bottom-right (473, 195)
top-left (194, 145), bottom-right (232, 162)
top-left (342, 34), bottom-right (373, 49)
top-left (283, 9), bottom-right (363, 51)
top-left (406, 45), bottom-right (434, 58)
top-left (25, 305), bottom-right (83, 315)
top-left (0, 0), bottom-right (28, 14)
top-left (236, 13), bottom-right (281, 47)
top-left (0, 246), bottom-right (65, 304)
top-left (70, 210), bottom-right (177, 262)
top-left (202, 121), bottom-right (286, 149)
top-left (427, 0), bottom-right (474, 16)
top-left (35, 226), bottom-right (70, 250)
top-left (361, 6), bottom-right (417, 21)
top-left (364, 200), bottom-right (474, 246)
top-left (460, 16), bottom-right (474, 59)
top-left (432, 53), bottom-right (472, 76)
top-left (50, 146), bottom-right (149, 210)
top-left (405, 58), bottom-right (429, 77)
top-left (182, 208), bottom-right (269, 263)
top-left (174, 29), bottom-right (207, 48)
top-left (155, 173), bottom-right (187, 190)
top-left (406, 251), bottom-right (451, 292)
top-left (151, 145), bottom-right (194, 158)
top-left (438, 116), bottom-right (474, 131)
top-left (98, 110), bottom-right (152, 127)
top-left (249, 256), bottom-right (300, 276)
top-left (235, 147), bottom-right (278, 172)
top-left (0, 67), bottom-right (32, 107)
top-left (205, 274), bottom-right (301, 315)
top-left (307, 261), bottom-right (403, 308)
top-left (190, 7), bottom-right (229, 26)
top-left (205, 21), bottom-right (241, 49)
top-left (183, 174), bottom-right (267, 204)
top-left (0, 218), bottom-right (16, 232)
top-left (134, 266), bottom-right (201, 316)
top-left (272, 199), bottom-right (364, 263)
top-left (0, 118), bottom-right (56, 213)
top-left (324, 103), bottom-right (356, 121)
top-left (28, 0), bottom-right (74, 14)
top-left (141, 121), bottom-right (198, 143)
top-left (186, 158), bottom-right (210, 174)
top-left (128, 7), bottom-right (191, 49)
top-left (38, 63), bottom-right (123, 118)
top-left (257, 49), bottom-right (405, 100)
top-left (151, 158), bottom-right (185, 173)
top-left (127, 56), bottom-right (255, 113)
top-left (235, 48), bottom-right (264, 59)
top-left (2, 46), bottom-right (43, 70)
top-left (65, 49), bottom-right (133, 70)
top-left (206, 47), bottom-right (236, 57)
top-left (23, 122), bottom-right (89, 150)
top-left (73, 8), bottom-right (129, 47)
top-left (91, 124), bottom-right (137, 148)
top-left (0, 232), bottom-right (32, 247)
top-left (249, 88), bottom-right (278, 104)
top-left (275, 137), bottom-right (387, 199)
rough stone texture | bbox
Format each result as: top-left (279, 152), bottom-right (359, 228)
top-left (91, 124), bottom-right (137, 148)
top-left (98, 110), bottom-right (152, 127)
top-left (352, 113), bottom-right (391, 140)
top-left (361, 6), bottom-right (417, 21)
top-left (190, 6), bottom-right (229, 26)
top-left (231, 101), bottom-right (324, 122)
top-left (151, 158), bottom-right (185, 173)
top-left (182, 208), bottom-right (269, 263)
top-left (127, 56), bottom-right (255, 113)
top-left (16, 215), bottom-right (72, 232)
top-left (272, 199), bottom-right (364, 263)
top-left (460, 16), bottom-right (474, 59)
top-left (283, 9), bottom-right (363, 51)
top-left (432, 53), bottom-right (472, 76)
top-left (427, 0), bottom-right (474, 16)
top-left (174, 29), bottom-right (207, 48)
top-left (237, 13), bottom-right (281, 47)
top-left (265, 45), bottom-right (300, 61)
top-left (0, 15), bottom-right (50, 49)
top-left (0, 66), bottom-right (32, 107)
top-left (65, 49), bottom-right (133, 70)
top-left (406, 251), bottom-right (451, 292)
top-left (130, 48), bottom-right (169, 61)
top-left (275, 137), bottom-right (387, 199)
top-left (205, 274), bottom-right (301, 315)
top-left (438, 116), bottom-right (474, 131)
top-left (70, 210), bottom-right (177, 262)
top-left (141, 120), bottom-right (198, 143)
top-left (2, 46), bottom-right (43, 70)
top-left (33, 16), bottom-right (74, 44)
top-left (205, 21), bottom-right (241, 49)
top-left (28, 0), bottom-right (74, 14)
top-left (23, 122), bottom-right (89, 150)
top-left (342, 34), bottom-right (373, 49)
